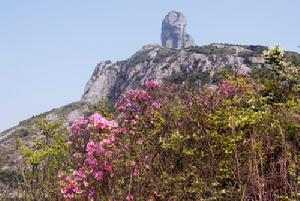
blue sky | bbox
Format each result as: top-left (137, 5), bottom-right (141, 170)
top-left (0, 0), bottom-right (299, 131)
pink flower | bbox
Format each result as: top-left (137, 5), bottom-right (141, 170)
top-left (141, 80), bottom-right (160, 90)
top-left (126, 194), bottom-right (134, 200)
top-left (72, 187), bottom-right (83, 194)
top-left (83, 181), bottom-right (89, 187)
top-left (86, 141), bottom-right (96, 152)
top-left (103, 136), bottom-right (117, 144)
top-left (60, 113), bottom-right (122, 200)
top-left (137, 139), bottom-right (144, 145)
top-left (72, 169), bottom-right (86, 179)
top-left (61, 187), bottom-right (67, 194)
top-left (117, 106), bottom-right (125, 112)
top-left (85, 155), bottom-right (99, 167)
top-left (151, 101), bottom-right (161, 109)
top-left (178, 120), bottom-right (184, 127)
top-left (70, 117), bottom-right (86, 136)
top-left (131, 120), bottom-right (137, 125)
top-left (219, 80), bottom-right (240, 97)
top-left (103, 160), bottom-right (113, 171)
top-left (130, 160), bottom-right (136, 167)
top-left (125, 102), bottom-right (132, 107)
top-left (124, 144), bottom-right (129, 150)
top-left (113, 128), bottom-right (126, 135)
top-left (133, 169), bottom-right (140, 177)
top-left (73, 152), bottom-right (82, 158)
top-left (236, 68), bottom-right (250, 77)
top-left (89, 113), bottom-right (118, 129)
top-left (94, 171), bottom-right (104, 181)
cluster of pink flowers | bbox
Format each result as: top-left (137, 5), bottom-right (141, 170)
top-left (61, 81), bottom-right (163, 200)
top-left (151, 101), bottom-right (161, 109)
top-left (141, 80), bottom-right (161, 90)
top-left (70, 114), bottom-right (117, 137)
top-left (218, 76), bottom-right (258, 99)
top-left (70, 117), bottom-right (87, 137)
top-left (85, 136), bottom-right (116, 170)
top-left (126, 194), bottom-right (134, 200)
top-left (116, 90), bottom-right (151, 114)
top-left (60, 114), bottom-right (119, 200)
top-left (88, 113), bottom-right (118, 130)
top-left (116, 80), bottom-right (162, 126)
top-left (219, 79), bottom-right (242, 97)
top-left (235, 68), bottom-right (250, 77)
top-left (59, 170), bottom-right (86, 199)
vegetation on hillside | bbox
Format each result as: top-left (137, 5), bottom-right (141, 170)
top-left (1, 46), bottom-right (300, 200)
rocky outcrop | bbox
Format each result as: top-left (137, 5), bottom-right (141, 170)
top-left (82, 61), bottom-right (119, 103)
top-left (80, 43), bottom-right (268, 103)
top-left (0, 43), bottom-right (269, 154)
top-left (161, 11), bottom-right (195, 48)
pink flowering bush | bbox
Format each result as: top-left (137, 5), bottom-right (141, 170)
top-left (116, 80), bottom-right (161, 123)
top-left (60, 113), bottom-right (121, 200)
top-left (58, 80), bottom-right (166, 200)
top-left (218, 75), bottom-right (258, 100)
top-left (57, 75), bottom-right (299, 200)
top-left (13, 50), bottom-right (300, 201)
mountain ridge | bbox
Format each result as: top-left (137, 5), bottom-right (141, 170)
top-left (2, 43), bottom-right (300, 142)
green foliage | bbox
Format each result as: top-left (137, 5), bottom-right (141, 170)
top-left (15, 128), bottom-right (30, 138)
top-left (262, 45), bottom-right (300, 102)
top-left (128, 50), bottom-right (152, 66)
top-left (247, 45), bottom-right (268, 55)
top-left (0, 170), bottom-right (22, 187)
top-left (153, 48), bottom-right (177, 63)
top-left (186, 45), bottom-right (236, 55)
top-left (238, 45), bottom-right (267, 58)
top-left (164, 69), bottom-right (212, 86)
top-left (88, 99), bottom-right (114, 119)
top-left (284, 51), bottom-right (300, 65)
top-left (17, 119), bottom-right (70, 200)
top-left (118, 46), bottom-right (300, 200)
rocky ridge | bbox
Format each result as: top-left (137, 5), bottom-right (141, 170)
top-left (81, 43), bottom-right (266, 103)
top-left (1, 43), bottom-right (270, 160)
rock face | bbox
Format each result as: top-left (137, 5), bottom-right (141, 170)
top-left (1, 43), bottom-right (269, 145)
top-left (82, 61), bottom-right (119, 103)
top-left (161, 11), bottom-right (195, 49)
top-left (81, 43), bottom-right (267, 103)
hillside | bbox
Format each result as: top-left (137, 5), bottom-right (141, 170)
top-left (1, 43), bottom-right (299, 188)
top-left (1, 11), bottom-right (300, 199)
top-left (0, 44), bottom-right (272, 143)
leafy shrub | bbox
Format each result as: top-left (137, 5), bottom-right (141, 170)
top-left (17, 119), bottom-right (71, 200)
top-left (128, 51), bottom-right (152, 66)
top-left (284, 51), bottom-right (300, 65)
top-left (153, 48), bottom-right (177, 63)
top-left (187, 45), bottom-right (236, 55)
top-left (0, 170), bottom-right (22, 187)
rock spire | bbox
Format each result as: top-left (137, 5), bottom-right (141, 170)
top-left (161, 11), bottom-right (195, 48)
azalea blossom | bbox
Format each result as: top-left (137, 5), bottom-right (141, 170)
top-left (126, 194), bottom-right (134, 200)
